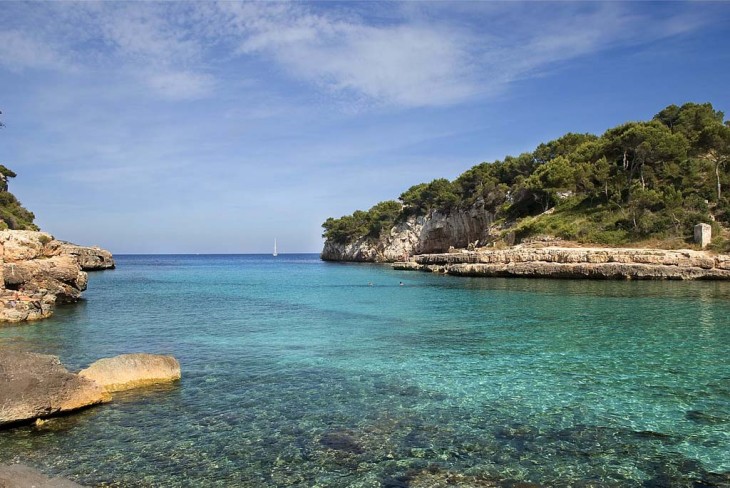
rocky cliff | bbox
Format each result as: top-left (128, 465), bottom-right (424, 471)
top-left (393, 246), bottom-right (730, 280)
top-left (321, 202), bottom-right (495, 262)
top-left (0, 231), bottom-right (115, 322)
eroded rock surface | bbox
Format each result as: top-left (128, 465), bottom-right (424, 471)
top-left (0, 231), bottom-right (114, 322)
top-left (50, 241), bottom-right (115, 271)
top-left (322, 204), bottom-right (495, 262)
top-left (394, 246), bottom-right (730, 280)
top-left (79, 354), bottom-right (181, 393)
top-left (0, 347), bottom-right (110, 428)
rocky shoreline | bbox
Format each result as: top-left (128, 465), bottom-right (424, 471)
top-left (0, 230), bottom-right (115, 322)
top-left (393, 246), bottom-right (730, 280)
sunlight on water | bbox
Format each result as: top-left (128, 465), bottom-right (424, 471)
top-left (1, 255), bottom-right (729, 487)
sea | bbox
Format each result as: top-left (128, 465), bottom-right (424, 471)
top-left (0, 254), bottom-right (728, 487)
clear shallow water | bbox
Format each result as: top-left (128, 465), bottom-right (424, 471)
top-left (0, 254), bottom-right (729, 487)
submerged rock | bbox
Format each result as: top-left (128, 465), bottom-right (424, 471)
top-left (0, 464), bottom-right (85, 488)
top-left (0, 347), bottom-right (110, 428)
top-left (319, 430), bottom-right (364, 455)
top-left (402, 469), bottom-right (500, 488)
top-left (79, 354), bottom-right (181, 393)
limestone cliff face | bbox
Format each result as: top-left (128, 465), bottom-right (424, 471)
top-left (321, 202), bottom-right (495, 262)
top-left (0, 231), bottom-right (115, 322)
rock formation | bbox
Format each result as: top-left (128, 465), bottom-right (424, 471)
top-left (0, 347), bottom-right (110, 428)
top-left (321, 203), bottom-right (495, 262)
top-left (51, 241), bottom-right (115, 271)
top-left (79, 354), bottom-right (181, 393)
top-left (393, 246), bottom-right (730, 280)
top-left (0, 231), bottom-right (115, 322)
top-left (0, 347), bottom-right (180, 429)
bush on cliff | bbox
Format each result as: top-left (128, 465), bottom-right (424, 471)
top-left (322, 200), bottom-right (402, 244)
top-left (323, 102), bottom-right (730, 247)
top-left (0, 185), bottom-right (37, 231)
top-left (0, 113), bottom-right (39, 230)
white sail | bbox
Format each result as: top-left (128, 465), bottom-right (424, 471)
top-left (273, 238), bottom-right (278, 257)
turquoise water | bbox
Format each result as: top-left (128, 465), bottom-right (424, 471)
top-left (1, 254), bottom-right (729, 487)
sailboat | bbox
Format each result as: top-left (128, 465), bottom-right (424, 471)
top-left (273, 238), bottom-right (278, 257)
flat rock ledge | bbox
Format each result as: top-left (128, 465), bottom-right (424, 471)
top-left (0, 464), bottom-right (85, 488)
top-left (393, 247), bottom-right (730, 280)
top-left (79, 354), bottom-right (181, 393)
top-left (0, 347), bottom-right (110, 428)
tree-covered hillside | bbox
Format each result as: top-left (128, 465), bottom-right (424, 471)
top-left (323, 103), bottom-right (730, 250)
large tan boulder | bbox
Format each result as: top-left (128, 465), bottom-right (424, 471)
top-left (79, 354), bottom-right (181, 393)
top-left (0, 347), bottom-right (110, 428)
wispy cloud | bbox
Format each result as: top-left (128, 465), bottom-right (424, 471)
top-left (0, 2), bottom-right (713, 108)
top-left (0, 30), bottom-right (71, 72)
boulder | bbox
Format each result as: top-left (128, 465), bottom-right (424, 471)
top-left (79, 354), bottom-right (181, 393)
top-left (0, 464), bottom-right (85, 488)
top-left (0, 347), bottom-right (110, 428)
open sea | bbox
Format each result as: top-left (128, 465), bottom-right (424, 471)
top-left (0, 254), bottom-right (729, 487)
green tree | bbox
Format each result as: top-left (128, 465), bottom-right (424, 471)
top-left (525, 156), bottom-right (576, 211)
top-left (533, 133), bottom-right (598, 164)
top-left (700, 123), bottom-right (730, 201)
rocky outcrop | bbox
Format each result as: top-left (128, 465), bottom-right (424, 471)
top-left (394, 246), bottom-right (730, 280)
top-left (50, 241), bottom-right (115, 271)
top-left (321, 202), bottom-right (495, 262)
top-left (0, 347), bottom-right (181, 429)
top-left (0, 464), bottom-right (85, 488)
top-left (0, 347), bottom-right (110, 428)
top-left (0, 231), bottom-right (114, 322)
top-left (79, 354), bottom-right (181, 393)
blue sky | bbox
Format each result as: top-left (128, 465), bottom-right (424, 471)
top-left (1, 1), bottom-right (729, 253)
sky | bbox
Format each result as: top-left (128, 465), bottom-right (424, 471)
top-left (1, 1), bottom-right (729, 254)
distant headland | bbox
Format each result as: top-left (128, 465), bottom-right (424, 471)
top-left (321, 102), bottom-right (730, 279)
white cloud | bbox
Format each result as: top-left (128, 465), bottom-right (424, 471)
top-left (144, 70), bottom-right (215, 100)
top-left (0, 30), bottom-right (70, 72)
top-left (0, 2), bottom-right (715, 107)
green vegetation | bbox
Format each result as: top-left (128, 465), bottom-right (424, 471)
top-left (323, 103), bottom-right (730, 249)
top-left (0, 111), bottom-right (39, 231)
top-left (0, 170), bottom-right (38, 230)
top-left (322, 200), bottom-right (401, 244)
